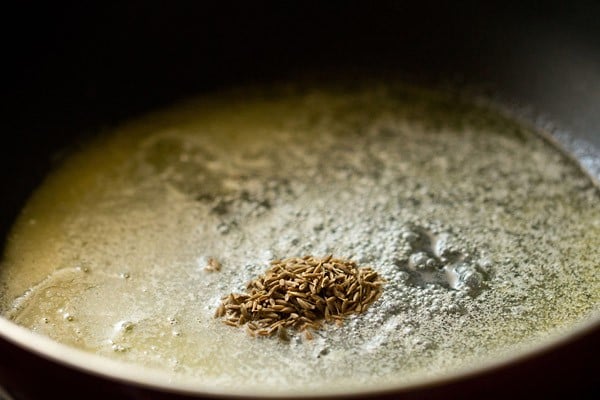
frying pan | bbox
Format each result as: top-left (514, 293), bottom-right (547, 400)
top-left (1, 2), bottom-right (599, 399)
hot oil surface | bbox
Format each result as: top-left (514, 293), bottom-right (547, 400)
top-left (1, 84), bottom-right (598, 391)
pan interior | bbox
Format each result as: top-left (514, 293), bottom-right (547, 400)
top-left (0, 83), bottom-right (598, 393)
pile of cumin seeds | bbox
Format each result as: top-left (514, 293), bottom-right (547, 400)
top-left (215, 255), bottom-right (385, 340)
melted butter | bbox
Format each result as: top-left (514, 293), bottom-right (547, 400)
top-left (0, 83), bottom-right (598, 391)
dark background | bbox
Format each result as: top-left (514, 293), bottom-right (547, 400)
top-left (2, 1), bottom-right (599, 399)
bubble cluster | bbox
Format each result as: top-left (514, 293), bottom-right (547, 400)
top-left (394, 224), bottom-right (488, 295)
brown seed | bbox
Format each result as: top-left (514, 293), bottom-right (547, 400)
top-left (296, 298), bottom-right (315, 310)
top-left (332, 286), bottom-right (344, 298)
top-left (288, 291), bottom-right (308, 298)
top-left (205, 257), bottom-right (222, 272)
top-left (365, 290), bottom-right (379, 304)
top-left (301, 273), bottom-right (321, 279)
top-left (341, 299), bottom-right (350, 313)
top-left (271, 292), bottom-right (285, 300)
top-left (305, 330), bottom-right (314, 340)
top-left (214, 304), bottom-right (226, 318)
top-left (233, 294), bottom-right (246, 302)
top-left (277, 326), bottom-right (290, 341)
top-left (304, 310), bottom-right (318, 320)
top-left (348, 281), bottom-right (358, 294)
